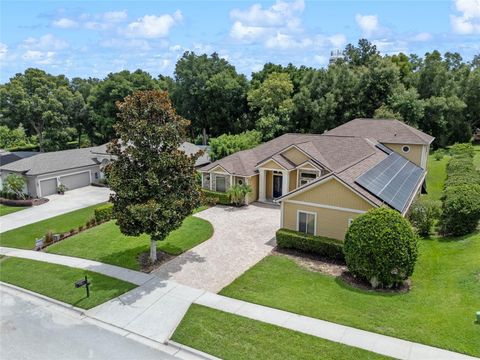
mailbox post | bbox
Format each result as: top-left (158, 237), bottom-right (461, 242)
top-left (75, 275), bottom-right (91, 297)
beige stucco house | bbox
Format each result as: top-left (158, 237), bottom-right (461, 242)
top-left (200, 118), bottom-right (434, 240)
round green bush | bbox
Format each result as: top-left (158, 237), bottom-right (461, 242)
top-left (408, 197), bottom-right (442, 236)
top-left (441, 184), bottom-right (480, 236)
top-left (344, 207), bottom-right (419, 288)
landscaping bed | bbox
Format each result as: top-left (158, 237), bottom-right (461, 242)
top-left (0, 257), bottom-right (136, 309)
top-left (172, 304), bottom-right (389, 360)
top-left (220, 232), bottom-right (480, 357)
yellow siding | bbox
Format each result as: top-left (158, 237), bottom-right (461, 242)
top-left (289, 178), bottom-right (373, 211)
top-left (246, 175), bottom-right (259, 204)
top-left (260, 159), bottom-right (285, 170)
top-left (383, 143), bottom-right (424, 167)
top-left (282, 147), bottom-right (309, 165)
top-left (266, 170), bottom-right (273, 198)
top-left (289, 170), bottom-right (297, 191)
top-left (297, 162), bottom-right (318, 170)
top-left (283, 202), bottom-right (364, 240)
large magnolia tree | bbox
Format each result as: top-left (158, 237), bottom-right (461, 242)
top-left (107, 90), bottom-right (201, 262)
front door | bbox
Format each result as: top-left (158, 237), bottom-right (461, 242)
top-left (273, 174), bottom-right (283, 198)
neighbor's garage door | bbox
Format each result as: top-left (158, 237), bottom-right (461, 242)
top-left (59, 171), bottom-right (90, 191)
top-left (39, 178), bottom-right (57, 197)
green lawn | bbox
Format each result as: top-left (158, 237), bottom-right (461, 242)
top-left (0, 204), bottom-right (105, 249)
top-left (0, 257), bottom-right (136, 309)
top-left (46, 215), bottom-right (213, 270)
top-left (424, 153), bottom-right (450, 201)
top-left (172, 304), bottom-right (389, 360)
top-left (220, 231), bottom-right (480, 357)
top-left (0, 204), bottom-right (27, 216)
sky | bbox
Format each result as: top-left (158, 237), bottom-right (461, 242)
top-left (0, 0), bottom-right (479, 82)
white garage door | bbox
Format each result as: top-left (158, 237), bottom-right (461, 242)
top-left (59, 171), bottom-right (91, 191)
top-left (39, 178), bottom-right (57, 197)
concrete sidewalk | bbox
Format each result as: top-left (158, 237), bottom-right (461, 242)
top-left (0, 186), bottom-right (110, 233)
top-left (1, 247), bottom-right (477, 360)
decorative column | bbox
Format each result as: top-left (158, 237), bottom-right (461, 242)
top-left (281, 170), bottom-right (289, 196)
top-left (259, 169), bottom-right (266, 202)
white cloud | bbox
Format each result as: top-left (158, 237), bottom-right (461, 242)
top-left (451, 0), bottom-right (480, 34)
top-left (0, 43), bottom-right (7, 60)
top-left (355, 14), bottom-right (380, 37)
top-left (22, 50), bottom-right (56, 64)
top-left (100, 38), bottom-right (151, 51)
top-left (52, 18), bottom-right (78, 28)
top-left (230, 0), bottom-right (304, 42)
top-left (328, 34), bottom-right (347, 48)
top-left (103, 10), bottom-right (128, 23)
top-left (410, 32), bottom-right (432, 41)
top-left (125, 11), bottom-right (182, 38)
top-left (22, 34), bottom-right (68, 50)
top-left (314, 54), bottom-right (328, 65)
top-left (265, 32), bottom-right (312, 49)
top-left (169, 44), bottom-right (183, 52)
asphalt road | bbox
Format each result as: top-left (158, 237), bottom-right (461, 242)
top-left (0, 287), bottom-right (177, 360)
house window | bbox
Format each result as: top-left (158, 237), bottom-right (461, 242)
top-left (216, 176), bottom-right (226, 192)
top-left (299, 171), bottom-right (317, 186)
top-left (402, 145), bottom-right (410, 153)
top-left (298, 211), bottom-right (316, 235)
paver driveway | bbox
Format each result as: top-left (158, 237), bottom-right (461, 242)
top-left (0, 186), bottom-right (110, 233)
top-left (153, 203), bottom-right (280, 292)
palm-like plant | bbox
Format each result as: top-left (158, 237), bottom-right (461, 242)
top-left (226, 184), bottom-right (252, 206)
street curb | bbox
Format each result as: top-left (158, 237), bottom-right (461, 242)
top-left (168, 340), bottom-right (222, 360)
top-left (0, 282), bottom-right (85, 316)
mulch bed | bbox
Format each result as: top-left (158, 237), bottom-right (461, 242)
top-left (138, 250), bottom-right (175, 273)
top-left (0, 197), bottom-right (49, 207)
top-left (273, 247), bottom-right (410, 293)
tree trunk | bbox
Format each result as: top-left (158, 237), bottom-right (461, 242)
top-left (202, 128), bottom-right (207, 145)
top-left (150, 239), bottom-right (157, 263)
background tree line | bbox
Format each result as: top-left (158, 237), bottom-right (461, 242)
top-left (1, 39), bottom-right (479, 152)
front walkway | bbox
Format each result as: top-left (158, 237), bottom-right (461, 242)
top-left (0, 247), bottom-right (476, 360)
top-left (0, 186), bottom-right (110, 233)
top-left (153, 203), bottom-right (280, 292)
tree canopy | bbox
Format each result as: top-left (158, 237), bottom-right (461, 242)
top-left (1, 40), bottom-right (478, 151)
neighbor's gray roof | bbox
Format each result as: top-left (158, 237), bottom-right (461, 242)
top-left (0, 145), bottom-right (108, 176)
top-left (0, 151), bottom-right (39, 167)
top-left (325, 118), bottom-right (434, 145)
top-left (179, 143), bottom-right (211, 167)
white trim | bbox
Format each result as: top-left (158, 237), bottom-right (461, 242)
top-left (420, 145), bottom-right (428, 169)
top-left (294, 160), bottom-right (323, 171)
top-left (280, 201), bottom-right (284, 227)
top-left (401, 172), bottom-right (427, 216)
top-left (256, 158), bottom-right (287, 170)
top-left (286, 199), bottom-right (367, 214)
top-left (296, 210), bottom-right (317, 235)
top-left (208, 164), bottom-right (230, 174)
top-left (297, 169), bottom-right (319, 187)
top-left (259, 169), bottom-right (266, 202)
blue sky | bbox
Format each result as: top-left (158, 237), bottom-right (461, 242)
top-left (1, 0), bottom-right (479, 82)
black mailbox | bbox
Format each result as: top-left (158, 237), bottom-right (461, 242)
top-left (75, 275), bottom-right (91, 297)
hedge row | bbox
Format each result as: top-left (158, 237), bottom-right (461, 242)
top-left (94, 203), bottom-right (114, 223)
top-left (201, 189), bottom-right (231, 205)
top-left (276, 228), bottom-right (344, 261)
top-left (441, 143), bottom-right (480, 236)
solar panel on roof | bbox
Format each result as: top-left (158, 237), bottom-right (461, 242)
top-left (355, 152), bottom-right (425, 212)
top-left (375, 143), bottom-right (393, 155)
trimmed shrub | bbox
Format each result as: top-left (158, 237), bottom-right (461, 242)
top-left (344, 207), bottom-right (419, 288)
top-left (441, 184), bottom-right (480, 236)
top-left (94, 203), bottom-right (114, 223)
top-left (449, 143), bottom-right (474, 158)
top-left (276, 228), bottom-right (344, 261)
top-left (408, 198), bottom-right (442, 236)
top-left (201, 189), bottom-right (231, 205)
top-left (433, 149), bottom-right (445, 161)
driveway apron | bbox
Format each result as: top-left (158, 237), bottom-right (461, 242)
top-left (153, 203), bottom-right (280, 293)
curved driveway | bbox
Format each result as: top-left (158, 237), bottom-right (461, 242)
top-left (153, 203), bottom-right (280, 293)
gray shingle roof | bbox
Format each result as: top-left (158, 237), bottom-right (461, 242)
top-left (0, 145), bottom-right (108, 175)
top-left (325, 118), bottom-right (435, 145)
